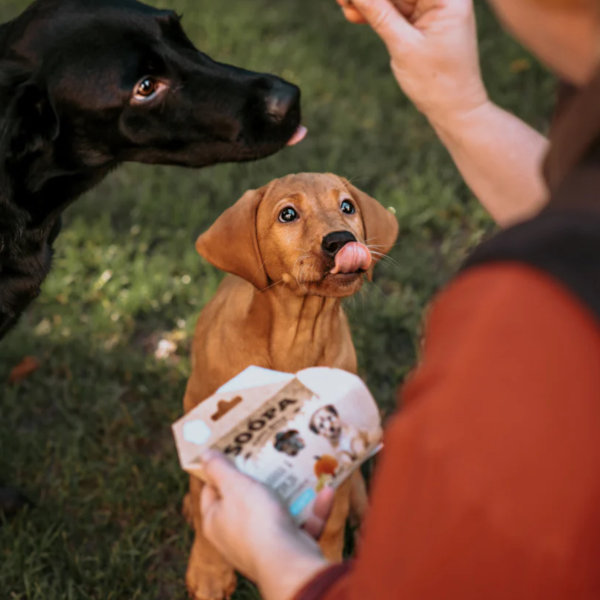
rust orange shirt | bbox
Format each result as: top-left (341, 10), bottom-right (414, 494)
top-left (296, 263), bottom-right (600, 600)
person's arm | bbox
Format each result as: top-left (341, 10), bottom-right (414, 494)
top-left (337, 0), bottom-right (549, 226)
top-left (429, 102), bottom-right (549, 226)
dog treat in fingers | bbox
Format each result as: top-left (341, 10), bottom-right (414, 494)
top-left (173, 366), bottom-right (383, 525)
top-left (343, 0), bottom-right (406, 11)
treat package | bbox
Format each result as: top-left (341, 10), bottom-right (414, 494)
top-left (172, 366), bottom-right (383, 525)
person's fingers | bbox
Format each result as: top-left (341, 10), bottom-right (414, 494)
top-left (312, 487), bottom-right (336, 522)
top-left (342, 7), bottom-right (369, 24)
top-left (302, 515), bottom-right (326, 539)
top-left (200, 481), bottom-right (220, 521)
top-left (338, 0), bottom-right (416, 18)
top-left (336, 0), bottom-right (369, 23)
top-left (346, 0), bottom-right (417, 46)
top-left (201, 450), bottom-right (248, 492)
top-left (301, 488), bottom-right (336, 539)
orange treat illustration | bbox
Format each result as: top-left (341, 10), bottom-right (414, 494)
top-left (314, 455), bottom-right (339, 478)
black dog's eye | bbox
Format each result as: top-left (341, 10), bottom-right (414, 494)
top-left (279, 207), bottom-right (298, 223)
top-left (134, 77), bottom-right (159, 100)
top-left (341, 199), bottom-right (355, 214)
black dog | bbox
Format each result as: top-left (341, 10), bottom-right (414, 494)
top-left (0, 0), bottom-right (303, 515)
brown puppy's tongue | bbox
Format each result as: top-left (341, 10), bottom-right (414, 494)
top-left (330, 242), bottom-right (372, 275)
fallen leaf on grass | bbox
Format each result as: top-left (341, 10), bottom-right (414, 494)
top-left (8, 356), bottom-right (41, 384)
top-left (510, 58), bottom-right (531, 73)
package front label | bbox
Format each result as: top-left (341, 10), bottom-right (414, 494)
top-left (173, 367), bottom-right (383, 524)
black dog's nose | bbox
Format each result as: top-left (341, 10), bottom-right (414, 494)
top-left (261, 77), bottom-right (300, 124)
top-left (322, 231), bottom-right (356, 256)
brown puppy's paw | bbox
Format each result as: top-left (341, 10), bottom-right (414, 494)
top-left (319, 535), bottom-right (345, 564)
top-left (186, 563), bottom-right (237, 600)
top-left (182, 493), bottom-right (194, 527)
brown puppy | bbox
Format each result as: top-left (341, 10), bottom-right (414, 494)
top-left (183, 173), bottom-right (398, 600)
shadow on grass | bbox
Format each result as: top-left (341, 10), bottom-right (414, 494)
top-left (1, 332), bottom-right (195, 599)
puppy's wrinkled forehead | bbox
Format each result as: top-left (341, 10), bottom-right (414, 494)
top-left (263, 173), bottom-right (347, 204)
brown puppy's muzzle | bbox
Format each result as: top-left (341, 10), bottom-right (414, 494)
top-left (322, 231), bottom-right (356, 257)
top-left (321, 231), bottom-right (372, 278)
top-left (321, 230), bottom-right (356, 276)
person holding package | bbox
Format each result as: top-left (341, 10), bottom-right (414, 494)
top-left (197, 0), bottom-right (600, 599)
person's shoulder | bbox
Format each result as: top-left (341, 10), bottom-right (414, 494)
top-left (425, 262), bottom-right (600, 362)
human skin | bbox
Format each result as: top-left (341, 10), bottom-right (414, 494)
top-left (336, 0), bottom-right (600, 226)
top-left (337, 0), bottom-right (551, 226)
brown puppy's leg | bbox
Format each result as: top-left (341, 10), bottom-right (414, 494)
top-left (186, 476), bottom-right (237, 600)
top-left (318, 478), bottom-right (352, 563)
top-left (349, 471), bottom-right (369, 525)
top-left (348, 471), bottom-right (369, 552)
top-left (182, 492), bottom-right (194, 527)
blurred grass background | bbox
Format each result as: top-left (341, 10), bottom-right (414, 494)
top-left (0, 0), bottom-right (554, 598)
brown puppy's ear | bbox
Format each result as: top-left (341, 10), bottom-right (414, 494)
top-left (195, 188), bottom-right (269, 289)
top-left (341, 179), bottom-right (399, 277)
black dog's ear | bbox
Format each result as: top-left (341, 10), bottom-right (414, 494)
top-left (0, 71), bottom-right (59, 162)
top-left (326, 405), bottom-right (338, 417)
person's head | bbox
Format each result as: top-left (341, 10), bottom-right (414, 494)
top-left (488, 0), bottom-right (600, 84)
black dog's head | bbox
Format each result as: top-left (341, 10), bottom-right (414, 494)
top-left (0, 0), bottom-right (302, 176)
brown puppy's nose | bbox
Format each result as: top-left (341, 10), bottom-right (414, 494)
top-left (322, 231), bottom-right (356, 256)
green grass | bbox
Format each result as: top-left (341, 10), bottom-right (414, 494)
top-left (0, 0), bottom-right (554, 598)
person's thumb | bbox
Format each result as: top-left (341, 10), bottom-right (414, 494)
top-left (200, 481), bottom-right (220, 523)
top-left (201, 449), bottom-right (248, 493)
top-left (349, 0), bottom-right (416, 47)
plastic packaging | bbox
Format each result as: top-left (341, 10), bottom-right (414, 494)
top-left (172, 366), bottom-right (383, 524)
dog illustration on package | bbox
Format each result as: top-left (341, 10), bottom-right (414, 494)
top-left (309, 404), bottom-right (372, 470)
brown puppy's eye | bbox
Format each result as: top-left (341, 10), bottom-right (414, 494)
top-left (134, 77), bottom-right (158, 100)
top-left (279, 207), bottom-right (298, 223)
top-left (341, 199), bottom-right (355, 214)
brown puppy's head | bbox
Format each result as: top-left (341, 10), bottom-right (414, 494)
top-left (196, 173), bottom-right (398, 298)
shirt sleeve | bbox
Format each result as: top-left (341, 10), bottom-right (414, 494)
top-left (295, 263), bottom-right (600, 600)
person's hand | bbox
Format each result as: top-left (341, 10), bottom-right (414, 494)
top-left (336, 0), bottom-right (489, 125)
top-left (200, 451), bottom-right (332, 600)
